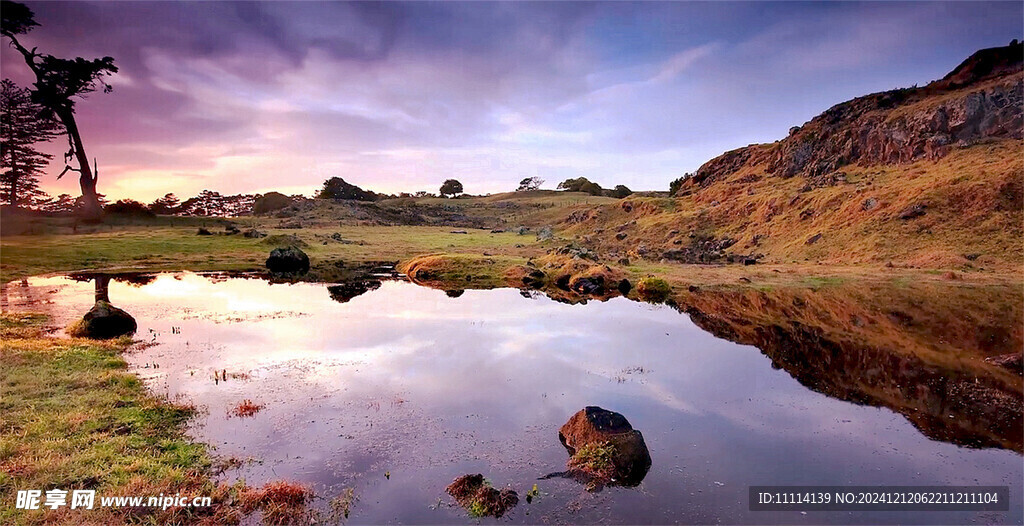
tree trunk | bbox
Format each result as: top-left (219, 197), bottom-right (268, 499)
top-left (57, 109), bottom-right (103, 221)
top-left (8, 163), bottom-right (18, 206)
top-left (94, 276), bottom-right (110, 303)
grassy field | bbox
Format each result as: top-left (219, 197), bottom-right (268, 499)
top-left (0, 313), bottom-right (227, 525)
top-left (0, 313), bottom-right (334, 525)
top-left (0, 224), bottom-right (550, 283)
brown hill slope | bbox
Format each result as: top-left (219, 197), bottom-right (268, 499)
top-left (681, 40), bottom-right (1022, 188)
top-left (552, 42), bottom-right (1023, 270)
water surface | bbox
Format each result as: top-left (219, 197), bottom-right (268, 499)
top-left (4, 273), bottom-right (1021, 524)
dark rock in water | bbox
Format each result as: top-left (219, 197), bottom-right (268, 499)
top-left (522, 269), bottom-right (546, 288)
top-left (446, 474), bottom-right (518, 518)
top-left (985, 353), bottom-right (1023, 375)
top-left (617, 279), bottom-right (632, 295)
top-left (266, 246), bottom-right (310, 273)
top-left (571, 275), bottom-right (605, 295)
top-left (70, 301), bottom-right (137, 339)
top-left (445, 289), bottom-right (465, 298)
top-left (243, 228), bottom-right (267, 238)
top-left (196, 227), bottom-right (213, 236)
top-left (558, 406), bottom-right (652, 488)
top-left (327, 280), bottom-right (381, 303)
top-left (898, 203), bottom-right (927, 220)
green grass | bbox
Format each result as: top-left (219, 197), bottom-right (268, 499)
top-left (0, 223), bottom-right (549, 282)
top-left (801, 276), bottom-right (846, 288)
top-left (0, 313), bottom-right (226, 525)
top-left (567, 441), bottom-right (617, 485)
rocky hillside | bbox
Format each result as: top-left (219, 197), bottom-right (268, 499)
top-left (679, 40), bottom-right (1023, 190)
top-left (553, 41), bottom-right (1023, 270)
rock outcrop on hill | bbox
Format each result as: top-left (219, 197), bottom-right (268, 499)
top-left (679, 40), bottom-right (1023, 192)
top-left (546, 42), bottom-right (1022, 268)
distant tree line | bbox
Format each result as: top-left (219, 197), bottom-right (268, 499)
top-left (2, 165), bottom-right (656, 220)
top-left (5, 189), bottom-right (267, 218)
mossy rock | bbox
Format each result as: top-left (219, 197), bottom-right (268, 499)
top-left (636, 277), bottom-right (671, 302)
top-left (446, 474), bottom-right (518, 518)
top-left (67, 301), bottom-right (137, 339)
top-left (559, 406), bottom-right (652, 487)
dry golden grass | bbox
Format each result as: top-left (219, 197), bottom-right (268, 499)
top-left (239, 481), bottom-right (313, 525)
top-left (400, 253), bottom-right (527, 288)
top-left (559, 139), bottom-right (1022, 272)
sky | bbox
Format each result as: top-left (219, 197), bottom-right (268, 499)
top-left (2, 1), bottom-right (1021, 202)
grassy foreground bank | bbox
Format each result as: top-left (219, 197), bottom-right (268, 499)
top-left (0, 313), bottom-right (236, 524)
top-left (0, 313), bottom-right (359, 525)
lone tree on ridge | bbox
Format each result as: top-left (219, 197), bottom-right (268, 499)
top-left (439, 179), bottom-right (463, 198)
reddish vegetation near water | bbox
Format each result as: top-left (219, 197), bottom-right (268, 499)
top-left (230, 399), bottom-right (264, 418)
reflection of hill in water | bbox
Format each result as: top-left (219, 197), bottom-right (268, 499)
top-left (354, 274), bottom-right (1023, 452)
top-left (25, 271), bottom-right (1020, 454)
top-left (671, 282), bottom-right (1022, 453)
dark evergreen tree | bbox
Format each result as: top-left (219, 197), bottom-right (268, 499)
top-left (0, 79), bottom-right (61, 208)
top-left (148, 193), bottom-right (180, 214)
